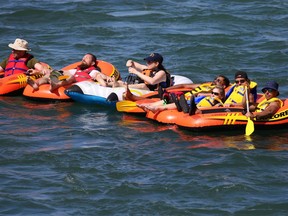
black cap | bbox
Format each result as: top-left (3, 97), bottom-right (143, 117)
top-left (144, 53), bottom-right (163, 64)
top-left (235, 71), bottom-right (248, 79)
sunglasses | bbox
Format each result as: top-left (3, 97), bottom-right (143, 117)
top-left (263, 88), bottom-right (274, 93)
top-left (235, 79), bottom-right (246, 84)
top-left (211, 91), bottom-right (220, 96)
top-left (214, 78), bottom-right (222, 83)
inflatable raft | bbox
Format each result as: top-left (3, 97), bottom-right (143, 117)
top-left (64, 75), bottom-right (193, 107)
top-left (23, 60), bottom-right (120, 101)
top-left (116, 88), bottom-right (194, 114)
top-left (0, 62), bottom-right (49, 96)
top-left (145, 99), bottom-right (288, 132)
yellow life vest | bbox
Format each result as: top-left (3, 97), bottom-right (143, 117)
top-left (197, 96), bottom-right (223, 108)
top-left (191, 82), bottom-right (215, 95)
top-left (256, 97), bottom-right (283, 112)
top-left (183, 82), bottom-right (215, 100)
top-left (224, 81), bottom-right (257, 105)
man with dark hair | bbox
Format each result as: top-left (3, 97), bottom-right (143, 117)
top-left (224, 71), bottom-right (257, 106)
top-left (28, 53), bottom-right (113, 91)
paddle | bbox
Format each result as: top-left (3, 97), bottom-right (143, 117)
top-left (116, 100), bottom-right (137, 112)
top-left (245, 87), bottom-right (254, 136)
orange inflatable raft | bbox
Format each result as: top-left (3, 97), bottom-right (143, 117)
top-left (146, 99), bottom-right (288, 132)
top-left (0, 62), bottom-right (49, 96)
top-left (116, 88), bottom-right (193, 114)
top-left (23, 60), bottom-right (120, 101)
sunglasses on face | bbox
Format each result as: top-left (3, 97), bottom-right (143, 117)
top-left (214, 78), bottom-right (222, 83)
top-left (211, 91), bottom-right (220, 96)
top-left (235, 79), bottom-right (246, 84)
top-left (263, 88), bottom-right (274, 93)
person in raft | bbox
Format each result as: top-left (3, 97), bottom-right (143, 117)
top-left (113, 53), bottom-right (171, 91)
top-left (165, 74), bottom-right (231, 96)
top-left (27, 53), bottom-right (113, 91)
top-left (138, 85), bottom-right (226, 115)
top-left (124, 74), bottom-right (230, 103)
top-left (224, 71), bottom-right (257, 107)
top-left (0, 38), bottom-right (49, 78)
top-left (243, 81), bottom-right (283, 120)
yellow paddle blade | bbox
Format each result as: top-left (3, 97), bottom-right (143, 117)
top-left (58, 75), bottom-right (69, 81)
top-left (116, 100), bottom-right (137, 112)
top-left (245, 117), bottom-right (254, 136)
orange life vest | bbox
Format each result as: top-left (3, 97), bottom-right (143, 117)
top-left (4, 53), bottom-right (32, 77)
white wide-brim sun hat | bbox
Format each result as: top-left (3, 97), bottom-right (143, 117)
top-left (8, 38), bottom-right (31, 51)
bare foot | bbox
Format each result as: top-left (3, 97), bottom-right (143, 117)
top-left (50, 80), bottom-right (61, 92)
top-left (137, 104), bottom-right (162, 113)
top-left (124, 84), bottom-right (134, 100)
top-left (146, 105), bottom-right (162, 113)
top-left (27, 76), bottom-right (39, 91)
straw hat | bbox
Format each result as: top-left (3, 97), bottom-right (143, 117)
top-left (8, 38), bottom-right (31, 51)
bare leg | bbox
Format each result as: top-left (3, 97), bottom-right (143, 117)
top-left (50, 76), bottom-right (76, 92)
top-left (112, 77), bottom-right (124, 88)
top-left (37, 76), bottom-right (50, 85)
top-left (27, 76), bottom-right (39, 91)
top-left (50, 80), bottom-right (62, 92)
top-left (95, 73), bottom-right (107, 87)
top-left (123, 84), bottom-right (145, 101)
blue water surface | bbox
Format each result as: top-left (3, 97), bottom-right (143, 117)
top-left (0, 0), bottom-right (288, 215)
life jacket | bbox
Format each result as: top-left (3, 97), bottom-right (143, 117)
top-left (255, 97), bottom-right (283, 112)
top-left (191, 82), bottom-right (215, 95)
top-left (185, 83), bottom-right (233, 100)
top-left (141, 69), bottom-right (171, 91)
top-left (74, 66), bottom-right (97, 82)
top-left (224, 81), bottom-right (257, 105)
top-left (197, 96), bottom-right (223, 108)
top-left (184, 83), bottom-right (231, 103)
top-left (4, 53), bottom-right (32, 77)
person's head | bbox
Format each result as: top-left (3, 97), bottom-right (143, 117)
top-left (211, 85), bottom-right (225, 101)
top-left (234, 71), bottom-right (249, 86)
top-left (144, 53), bottom-right (163, 70)
top-left (78, 53), bottom-right (97, 70)
top-left (262, 81), bottom-right (280, 99)
top-left (8, 38), bottom-right (30, 59)
top-left (213, 75), bottom-right (230, 88)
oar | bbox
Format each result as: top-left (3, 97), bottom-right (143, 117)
top-left (245, 87), bottom-right (254, 136)
top-left (116, 100), bottom-right (137, 112)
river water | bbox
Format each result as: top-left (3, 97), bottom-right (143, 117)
top-left (1, 0), bottom-right (288, 215)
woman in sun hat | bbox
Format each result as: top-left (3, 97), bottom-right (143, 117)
top-left (0, 38), bottom-right (47, 77)
top-left (244, 81), bottom-right (283, 120)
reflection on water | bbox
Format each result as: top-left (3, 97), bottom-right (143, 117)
top-left (120, 113), bottom-right (288, 151)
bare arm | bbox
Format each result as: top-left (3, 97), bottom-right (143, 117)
top-left (28, 62), bottom-right (52, 76)
top-left (246, 101), bottom-right (281, 119)
top-left (126, 60), bottom-right (147, 71)
top-left (166, 83), bottom-right (200, 90)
